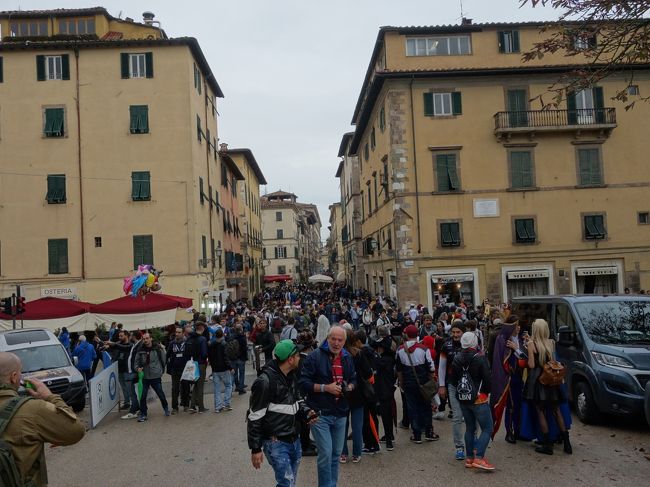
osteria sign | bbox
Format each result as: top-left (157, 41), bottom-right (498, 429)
top-left (41, 287), bottom-right (77, 299)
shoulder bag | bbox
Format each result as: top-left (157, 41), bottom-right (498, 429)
top-left (403, 345), bottom-right (438, 402)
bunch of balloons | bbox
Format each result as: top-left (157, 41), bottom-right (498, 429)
top-left (123, 265), bottom-right (163, 297)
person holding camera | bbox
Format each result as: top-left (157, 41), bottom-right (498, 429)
top-left (247, 340), bottom-right (317, 487)
top-left (299, 326), bottom-right (357, 487)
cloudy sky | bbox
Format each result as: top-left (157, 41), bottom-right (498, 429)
top-left (5, 0), bottom-right (559, 239)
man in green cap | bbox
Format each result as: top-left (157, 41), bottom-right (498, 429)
top-left (247, 339), bottom-right (317, 487)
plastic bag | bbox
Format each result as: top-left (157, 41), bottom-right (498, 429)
top-left (181, 359), bottom-right (200, 382)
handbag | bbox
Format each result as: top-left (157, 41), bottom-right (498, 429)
top-left (403, 345), bottom-right (438, 402)
top-left (539, 359), bottom-right (566, 386)
top-left (360, 375), bottom-right (377, 404)
top-left (181, 358), bottom-right (200, 382)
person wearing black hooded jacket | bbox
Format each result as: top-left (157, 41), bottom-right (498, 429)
top-left (371, 335), bottom-right (397, 450)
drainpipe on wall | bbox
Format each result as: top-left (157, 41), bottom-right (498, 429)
top-left (409, 76), bottom-right (422, 254)
top-left (75, 47), bottom-right (86, 279)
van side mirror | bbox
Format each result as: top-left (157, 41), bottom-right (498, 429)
top-left (558, 326), bottom-right (579, 347)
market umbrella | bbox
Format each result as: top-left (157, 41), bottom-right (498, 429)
top-left (308, 274), bottom-right (334, 283)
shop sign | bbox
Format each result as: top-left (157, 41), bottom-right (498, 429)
top-left (41, 287), bottom-right (76, 299)
top-left (431, 273), bottom-right (474, 284)
top-left (506, 270), bottom-right (549, 280)
top-left (576, 266), bottom-right (618, 276)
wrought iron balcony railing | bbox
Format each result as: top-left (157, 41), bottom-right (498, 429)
top-left (494, 108), bottom-right (617, 131)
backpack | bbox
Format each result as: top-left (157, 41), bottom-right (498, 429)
top-left (0, 396), bottom-right (38, 487)
top-left (455, 354), bottom-right (481, 403)
top-left (225, 338), bottom-right (240, 362)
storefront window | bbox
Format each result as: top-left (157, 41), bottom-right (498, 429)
top-left (575, 266), bottom-right (618, 294)
top-left (431, 273), bottom-right (475, 306)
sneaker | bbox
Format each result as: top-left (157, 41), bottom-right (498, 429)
top-left (380, 435), bottom-right (387, 443)
top-left (455, 448), bottom-right (466, 461)
top-left (224, 405), bottom-right (233, 411)
top-left (214, 408), bottom-right (223, 413)
top-left (188, 407), bottom-right (197, 414)
top-left (362, 446), bottom-right (378, 455)
top-left (198, 407), bottom-right (208, 413)
top-left (386, 440), bottom-right (394, 451)
top-left (352, 455), bottom-right (361, 463)
top-left (339, 455), bottom-right (347, 464)
top-left (409, 436), bottom-right (422, 445)
top-left (433, 411), bottom-right (445, 420)
top-left (119, 403), bottom-right (131, 411)
top-left (137, 415), bottom-right (148, 422)
top-left (465, 458), bottom-right (475, 469)
top-left (121, 413), bottom-right (138, 420)
top-left (472, 458), bottom-right (495, 471)
top-left (164, 409), bottom-right (171, 417)
top-left (171, 409), bottom-right (178, 415)
top-left (425, 432), bottom-right (440, 442)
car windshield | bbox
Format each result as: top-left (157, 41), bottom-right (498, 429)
top-left (575, 301), bottom-right (650, 345)
top-left (12, 345), bottom-right (71, 373)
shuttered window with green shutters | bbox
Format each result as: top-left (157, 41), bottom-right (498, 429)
top-left (497, 30), bottom-right (520, 53)
top-left (435, 154), bottom-right (460, 192)
top-left (46, 174), bottom-right (66, 204)
top-left (514, 218), bottom-right (536, 243)
top-left (424, 92), bottom-right (462, 116)
top-left (44, 108), bottom-right (64, 137)
top-left (440, 222), bottom-right (461, 247)
top-left (577, 148), bottom-right (602, 186)
top-left (48, 239), bottom-right (68, 274)
top-left (133, 235), bottom-right (154, 269)
top-left (129, 105), bottom-right (149, 134)
top-left (379, 105), bottom-right (386, 132)
top-left (121, 52), bottom-right (153, 79)
top-left (584, 215), bottom-right (606, 240)
top-left (510, 151), bottom-right (534, 189)
top-left (36, 55), bottom-right (70, 81)
top-left (131, 172), bottom-right (151, 201)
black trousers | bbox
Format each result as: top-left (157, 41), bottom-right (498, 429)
top-left (363, 405), bottom-right (380, 449)
top-left (378, 397), bottom-right (395, 441)
top-left (170, 371), bottom-right (190, 410)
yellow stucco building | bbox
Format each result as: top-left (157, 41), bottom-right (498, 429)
top-left (346, 21), bottom-right (650, 309)
top-left (0, 7), bottom-right (230, 313)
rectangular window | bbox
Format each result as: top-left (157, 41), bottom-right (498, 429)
top-left (44, 108), bottom-right (65, 137)
top-left (364, 143), bottom-right (369, 161)
top-left (59, 18), bottom-right (96, 35)
top-left (221, 163), bottom-right (228, 187)
top-left (584, 214), bottom-right (606, 240)
top-left (379, 105), bottom-right (386, 132)
top-left (10, 20), bottom-right (48, 37)
top-left (48, 239), bottom-right (69, 274)
top-left (406, 36), bottom-right (471, 56)
top-left (201, 236), bottom-right (207, 267)
top-left (121, 52), bottom-right (153, 79)
top-left (131, 171), bottom-right (151, 201)
top-left (573, 33), bottom-right (597, 51)
top-left (295, 247), bottom-right (299, 259)
top-left (367, 184), bottom-right (372, 214)
top-left (196, 114), bottom-right (202, 142)
top-left (276, 211), bottom-right (283, 221)
top-left (639, 212), bottom-right (649, 225)
top-left (129, 105), bottom-right (149, 134)
top-left (199, 177), bottom-right (205, 205)
top-left (371, 127), bottom-right (376, 150)
top-left (577, 148), bottom-right (602, 186)
top-left (373, 173), bottom-right (378, 209)
top-left (423, 92), bottom-right (462, 116)
top-left (45, 55), bottom-right (63, 80)
top-left (276, 246), bottom-right (287, 258)
top-left (627, 85), bottom-right (640, 96)
top-left (440, 222), bottom-right (461, 247)
top-left (46, 174), bottom-right (66, 204)
top-left (498, 30), bottom-right (520, 53)
top-left (514, 218), bottom-right (536, 244)
top-left (133, 235), bottom-right (154, 268)
top-left (278, 265), bottom-right (286, 275)
top-left (510, 150), bottom-right (534, 189)
top-left (435, 153), bottom-right (460, 192)
top-left (94, 237), bottom-right (102, 248)
top-left (277, 229), bottom-right (284, 239)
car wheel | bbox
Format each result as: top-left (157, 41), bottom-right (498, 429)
top-left (574, 380), bottom-right (600, 424)
top-left (71, 397), bottom-right (86, 412)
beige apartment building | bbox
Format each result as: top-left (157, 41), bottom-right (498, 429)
top-left (223, 146), bottom-right (267, 298)
top-left (336, 132), bottom-right (365, 288)
top-left (0, 7), bottom-right (229, 312)
top-left (326, 203), bottom-right (344, 280)
top-left (261, 191), bottom-right (302, 283)
top-left (346, 20), bottom-right (650, 309)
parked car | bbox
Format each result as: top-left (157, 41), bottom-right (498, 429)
top-left (0, 328), bottom-right (87, 412)
top-left (512, 295), bottom-right (650, 424)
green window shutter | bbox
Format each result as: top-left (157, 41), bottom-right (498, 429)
top-left (511, 151), bottom-right (532, 188)
top-left (423, 92), bottom-right (434, 116)
top-left (61, 54), bottom-right (70, 80)
top-left (120, 53), bottom-right (130, 79)
top-left (585, 216), bottom-right (605, 239)
top-left (44, 108), bottom-right (64, 137)
top-left (196, 115), bottom-right (202, 142)
top-left (497, 31), bottom-right (505, 53)
top-left (578, 148), bottom-right (601, 186)
top-left (48, 240), bottom-right (58, 274)
top-left (379, 106), bottom-right (385, 131)
top-left (446, 154), bottom-right (459, 190)
top-left (567, 91), bottom-right (577, 124)
top-left (450, 223), bottom-right (460, 245)
top-left (512, 31), bottom-right (520, 52)
top-left (594, 215), bottom-right (606, 237)
top-left (129, 105), bottom-right (149, 134)
top-left (145, 52), bottom-right (153, 78)
top-left (515, 219), bottom-right (528, 241)
top-left (592, 86), bottom-right (605, 123)
top-left (0, 57), bottom-right (3, 83)
top-left (48, 239), bottom-right (68, 274)
top-left (131, 171), bottom-right (150, 200)
top-left (436, 154), bottom-right (450, 192)
top-left (36, 55), bottom-right (46, 81)
top-left (525, 219), bottom-right (536, 240)
top-left (133, 235), bottom-right (153, 268)
top-left (46, 174), bottom-right (66, 203)
top-left (202, 236), bottom-right (207, 264)
top-left (451, 92), bottom-right (462, 115)
top-left (199, 177), bottom-right (205, 204)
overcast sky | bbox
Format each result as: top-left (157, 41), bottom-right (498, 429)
top-left (5, 0), bottom-right (559, 239)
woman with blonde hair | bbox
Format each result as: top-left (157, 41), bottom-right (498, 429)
top-left (524, 319), bottom-right (572, 455)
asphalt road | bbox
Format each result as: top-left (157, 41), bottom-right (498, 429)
top-left (47, 371), bottom-right (650, 487)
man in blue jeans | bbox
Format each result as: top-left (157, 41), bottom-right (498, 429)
top-left (248, 340), bottom-right (317, 487)
top-left (134, 333), bottom-right (170, 422)
top-left (299, 326), bottom-right (356, 487)
top-left (232, 324), bottom-right (249, 394)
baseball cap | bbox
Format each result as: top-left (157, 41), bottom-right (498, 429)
top-left (274, 339), bottom-right (301, 361)
top-left (404, 325), bottom-right (418, 339)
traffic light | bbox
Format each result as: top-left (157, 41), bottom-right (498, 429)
top-left (1, 297), bottom-right (13, 316)
top-left (16, 297), bottom-right (26, 315)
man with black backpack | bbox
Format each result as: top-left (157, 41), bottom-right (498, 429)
top-left (0, 351), bottom-right (85, 486)
top-left (450, 332), bottom-right (494, 472)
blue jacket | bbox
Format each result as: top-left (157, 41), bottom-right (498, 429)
top-left (299, 341), bottom-right (357, 417)
top-left (72, 341), bottom-right (96, 371)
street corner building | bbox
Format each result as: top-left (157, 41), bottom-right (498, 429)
top-left (336, 19), bottom-right (650, 308)
top-left (0, 6), bottom-right (267, 313)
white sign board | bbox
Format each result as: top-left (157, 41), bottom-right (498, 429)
top-left (41, 287), bottom-right (76, 299)
top-left (473, 198), bottom-right (500, 218)
top-left (88, 362), bottom-right (119, 428)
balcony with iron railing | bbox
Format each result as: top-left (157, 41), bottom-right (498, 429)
top-left (494, 108), bottom-right (617, 140)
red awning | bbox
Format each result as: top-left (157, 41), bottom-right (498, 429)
top-left (0, 297), bottom-right (91, 320)
top-left (263, 275), bottom-right (293, 283)
top-left (90, 293), bottom-right (193, 314)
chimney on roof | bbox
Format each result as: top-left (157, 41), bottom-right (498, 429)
top-left (219, 143), bottom-right (229, 152)
top-left (142, 11), bottom-right (156, 25)
top-left (461, 17), bottom-right (472, 25)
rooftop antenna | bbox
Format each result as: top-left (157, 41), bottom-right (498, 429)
top-left (460, 0), bottom-right (464, 20)
top-left (118, 10), bottom-right (123, 19)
